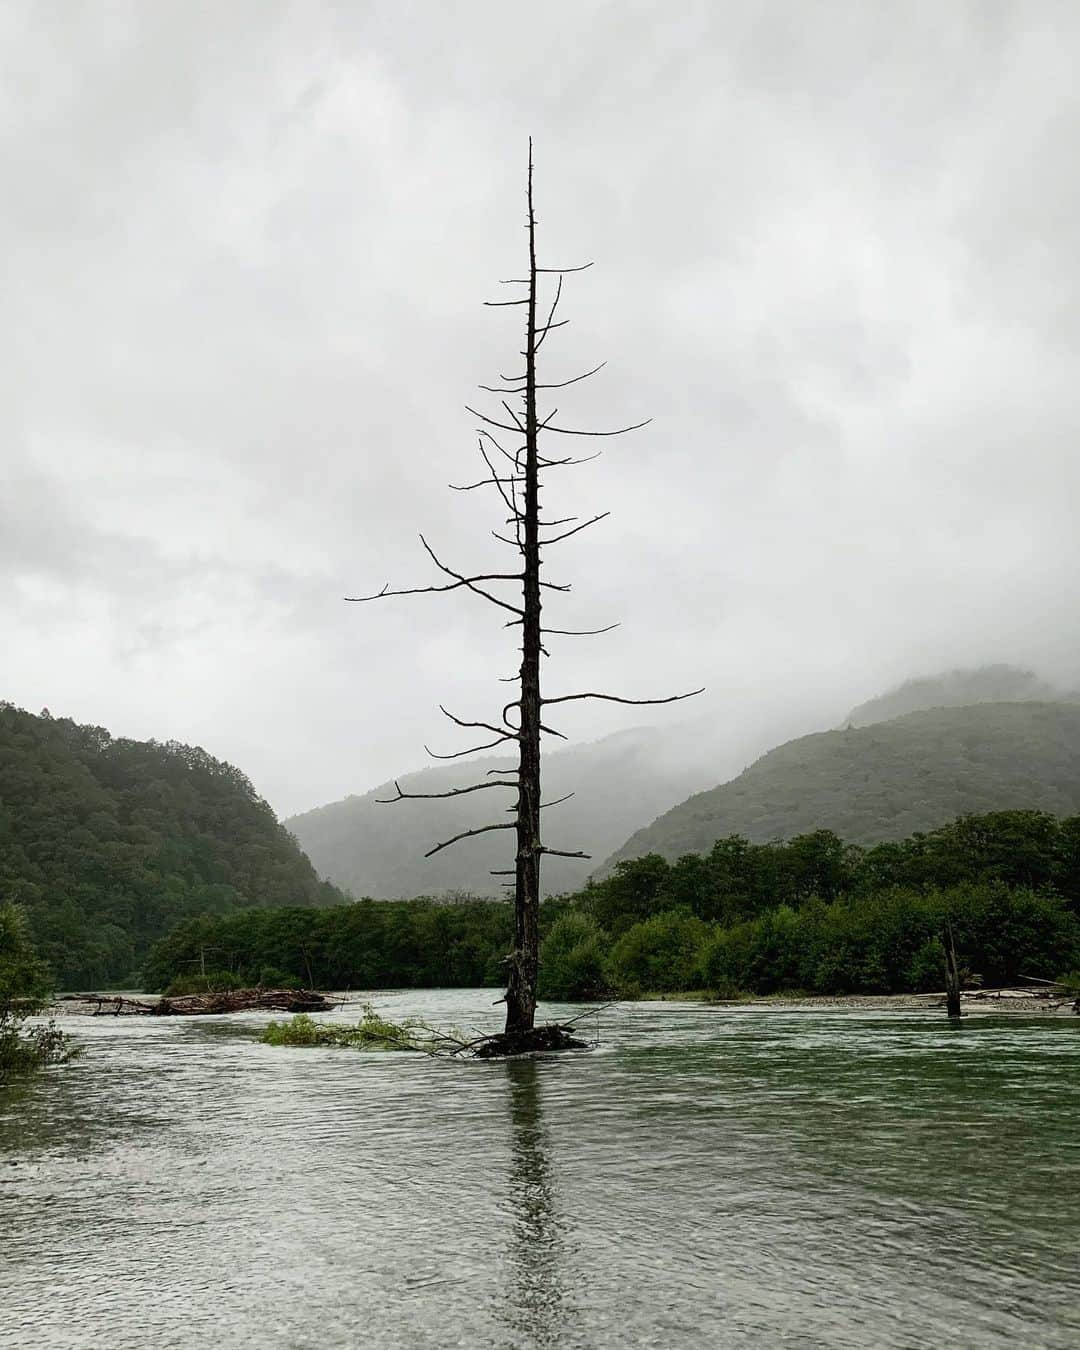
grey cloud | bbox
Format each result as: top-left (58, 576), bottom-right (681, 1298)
top-left (3, 1), bottom-right (1079, 817)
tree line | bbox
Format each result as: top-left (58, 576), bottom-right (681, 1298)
top-left (144, 810), bottom-right (1080, 999)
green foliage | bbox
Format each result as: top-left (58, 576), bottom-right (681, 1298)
top-left (0, 902), bottom-right (78, 1085)
top-left (161, 970), bottom-right (243, 997)
top-left (538, 913), bottom-right (609, 1000)
top-left (0, 1018), bottom-right (79, 1084)
top-left (0, 901), bottom-right (50, 1010)
top-left (0, 702), bottom-right (343, 987)
top-left (144, 895), bottom-right (520, 993)
top-left (262, 1005), bottom-right (420, 1050)
top-left (604, 703), bottom-right (1080, 868)
top-left (145, 811), bottom-right (1080, 1003)
top-left (605, 910), bottom-right (709, 995)
top-left (697, 884), bottom-right (1080, 997)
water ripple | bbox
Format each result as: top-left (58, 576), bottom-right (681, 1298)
top-left (1, 992), bottom-right (1077, 1349)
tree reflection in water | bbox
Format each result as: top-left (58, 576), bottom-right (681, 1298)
top-left (500, 1058), bottom-right (569, 1348)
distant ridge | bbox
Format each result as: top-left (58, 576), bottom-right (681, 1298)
top-left (843, 664), bottom-right (1076, 728)
top-left (287, 726), bottom-right (719, 900)
top-left (601, 702), bottom-right (1080, 870)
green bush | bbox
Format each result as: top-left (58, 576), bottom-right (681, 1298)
top-left (538, 914), bottom-right (609, 1001)
top-left (262, 1006), bottom-right (421, 1050)
top-left (257, 967), bottom-right (302, 989)
top-left (0, 902), bottom-right (78, 1085)
top-left (605, 910), bottom-right (709, 994)
top-left (161, 970), bottom-right (243, 997)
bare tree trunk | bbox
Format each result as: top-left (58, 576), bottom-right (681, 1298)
top-left (505, 155), bottom-right (542, 1034)
top-left (349, 141), bottom-right (701, 1052)
top-left (944, 923), bottom-right (962, 1019)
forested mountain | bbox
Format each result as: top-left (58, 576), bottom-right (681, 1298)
top-left (842, 664), bottom-right (1076, 728)
top-left (0, 703), bottom-right (340, 987)
top-left (603, 702), bottom-right (1080, 870)
top-left (287, 726), bottom-right (721, 900)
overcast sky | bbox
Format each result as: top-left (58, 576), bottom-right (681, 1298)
top-left (4, 1), bottom-right (1079, 817)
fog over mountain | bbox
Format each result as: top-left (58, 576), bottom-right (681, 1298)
top-left (290, 663), bottom-right (1074, 898)
top-left (5, 6), bottom-right (1080, 818)
top-left (286, 712), bottom-right (793, 899)
top-left (602, 701), bottom-right (1080, 872)
top-left (842, 665), bottom-right (1079, 728)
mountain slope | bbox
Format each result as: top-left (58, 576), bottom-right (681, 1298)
top-left (0, 703), bottom-right (338, 987)
top-left (287, 727), bottom-right (718, 900)
top-left (602, 702), bottom-right (1080, 869)
top-left (843, 665), bottom-right (1076, 728)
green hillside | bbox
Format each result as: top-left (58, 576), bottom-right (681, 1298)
top-left (602, 702), bottom-right (1080, 870)
top-left (0, 703), bottom-right (340, 987)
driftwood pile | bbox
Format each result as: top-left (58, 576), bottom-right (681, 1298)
top-left (60, 988), bottom-right (340, 1017)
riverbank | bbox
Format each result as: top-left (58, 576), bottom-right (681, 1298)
top-left (49, 986), bottom-right (1079, 1018)
top-left (700, 988), bottom-right (1078, 1016)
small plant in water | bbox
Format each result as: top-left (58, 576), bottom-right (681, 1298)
top-left (262, 1005), bottom-right (424, 1052)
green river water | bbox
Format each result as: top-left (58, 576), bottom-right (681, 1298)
top-left (1, 991), bottom-right (1078, 1348)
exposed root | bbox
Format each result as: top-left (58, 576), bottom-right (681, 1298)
top-left (471, 1024), bottom-right (587, 1058)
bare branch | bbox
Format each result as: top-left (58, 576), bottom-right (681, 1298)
top-left (477, 439), bottom-right (520, 518)
top-left (541, 418), bottom-right (652, 437)
top-left (378, 778), bottom-right (519, 803)
top-left (541, 622), bottom-right (620, 636)
top-left (535, 362), bottom-right (606, 391)
top-left (541, 847), bottom-right (592, 859)
top-left (540, 512), bottom-right (610, 546)
top-left (500, 400), bottom-right (527, 433)
top-left (465, 405), bottom-right (525, 435)
top-left (449, 475), bottom-right (523, 493)
top-left (345, 536), bottom-right (523, 608)
top-left (425, 821), bottom-right (516, 858)
top-left (492, 529), bottom-right (523, 549)
top-left (534, 275), bottom-right (563, 351)
top-left (542, 688), bottom-right (705, 709)
top-left (418, 534), bottom-right (524, 617)
top-left (504, 790), bottom-right (574, 813)
top-left (527, 319), bottom-right (568, 344)
top-left (483, 297), bottom-right (530, 306)
top-left (425, 732), bottom-right (518, 760)
top-left (537, 451), bottom-right (602, 469)
top-left (439, 705), bottom-right (511, 738)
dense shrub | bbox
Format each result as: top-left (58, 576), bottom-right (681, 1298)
top-left (0, 902), bottom-right (78, 1084)
top-left (699, 884), bottom-right (1080, 997)
top-left (605, 910), bottom-right (709, 995)
top-left (538, 914), bottom-right (609, 1001)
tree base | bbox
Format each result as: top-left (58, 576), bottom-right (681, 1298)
top-left (472, 1024), bottom-right (588, 1059)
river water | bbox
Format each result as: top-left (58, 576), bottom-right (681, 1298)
top-left (2, 992), bottom-right (1078, 1349)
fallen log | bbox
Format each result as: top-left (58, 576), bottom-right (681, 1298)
top-left (151, 988), bottom-right (340, 1016)
top-left (59, 994), bottom-right (157, 1016)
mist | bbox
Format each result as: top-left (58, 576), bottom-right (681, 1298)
top-left (4, 2), bottom-right (1079, 816)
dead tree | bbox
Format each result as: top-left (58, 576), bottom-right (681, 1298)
top-left (348, 144), bottom-right (701, 1047)
top-left (943, 922), bottom-right (962, 1020)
